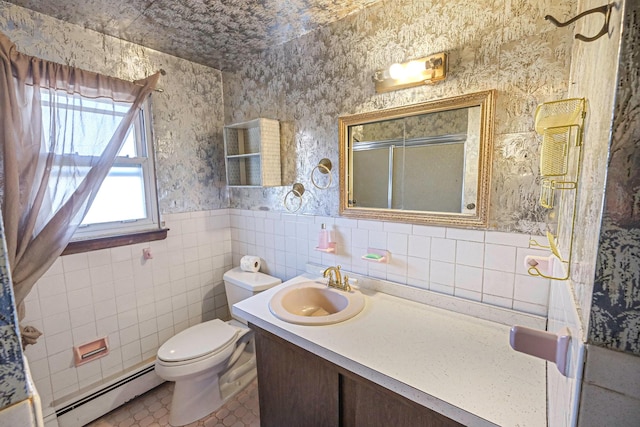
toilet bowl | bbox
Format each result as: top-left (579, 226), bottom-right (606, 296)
top-left (155, 267), bottom-right (281, 426)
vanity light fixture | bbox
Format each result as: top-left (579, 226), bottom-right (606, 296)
top-left (373, 52), bottom-right (448, 93)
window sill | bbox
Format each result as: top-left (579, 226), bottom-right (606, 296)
top-left (62, 228), bottom-right (169, 256)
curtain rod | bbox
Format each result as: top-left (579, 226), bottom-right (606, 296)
top-left (136, 68), bottom-right (166, 92)
top-left (154, 68), bottom-right (166, 93)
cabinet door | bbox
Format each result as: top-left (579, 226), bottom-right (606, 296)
top-left (253, 326), bottom-right (339, 427)
top-left (340, 373), bottom-right (464, 427)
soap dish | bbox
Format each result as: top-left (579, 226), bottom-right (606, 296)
top-left (315, 242), bottom-right (336, 253)
top-left (361, 248), bottom-right (389, 263)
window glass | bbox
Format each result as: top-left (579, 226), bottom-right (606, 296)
top-left (41, 89), bottom-right (159, 240)
top-left (81, 165), bottom-right (147, 225)
top-left (117, 127), bottom-right (138, 158)
top-left (41, 91), bottom-right (129, 156)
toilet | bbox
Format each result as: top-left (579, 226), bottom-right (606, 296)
top-left (155, 267), bottom-right (281, 426)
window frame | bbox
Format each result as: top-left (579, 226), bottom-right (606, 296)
top-left (49, 95), bottom-right (167, 255)
top-left (70, 97), bottom-right (161, 241)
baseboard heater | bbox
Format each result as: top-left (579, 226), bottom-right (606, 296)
top-left (54, 360), bottom-right (164, 427)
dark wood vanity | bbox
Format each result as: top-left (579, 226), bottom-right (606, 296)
top-left (251, 324), bottom-right (464, 427)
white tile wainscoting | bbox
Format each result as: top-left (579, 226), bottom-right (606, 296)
top-left (547, 274), bottom-right (585, 427)
top-left (22, 207), bottom-right (554, 423)
top-left (578, 345), bottom-right (640, 426)
top-left (22, 210), bottom-right (233, 419)
top-left (230, 209), bottom-right (553, 317)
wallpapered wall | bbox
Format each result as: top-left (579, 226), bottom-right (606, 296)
top-left (590, 1), bottom-right (640, 355)
top-left (223, 0), bottom-right (576, 234)
top-left (560, 0), bottom-right (623, 349)
top-left (547, 0), bottom-right (640, 357)
top-left (0, 2), bottom-right (635, 424)
top-left (0, 211), bottom-right (28, 409)
top-left (0, 0), bottom-right (227, 215)
top-left (0, 0), bottom-right (230, 412)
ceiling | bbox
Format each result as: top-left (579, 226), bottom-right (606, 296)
top-left (5, 0), bottom-right (380, 71)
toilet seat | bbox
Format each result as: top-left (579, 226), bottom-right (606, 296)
top-left (155, 267), bottom-right (280, 426)
top-left (157, 319), bottom-right (239, 365)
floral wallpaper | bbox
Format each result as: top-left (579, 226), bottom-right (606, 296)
top-left (0, 211), bottom-right (28, 409)
top-left (223, 0), bottom-right (576, 234)
top-left (0, 0), bottom-right (227, 215)
top-left (589, 0), bottom-right (640, 355)
top-left (2, 0), bottom-right (379, 71)
top-left (352, 108), bottom-right (468, 142)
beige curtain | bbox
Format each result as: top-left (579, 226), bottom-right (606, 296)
top-left (0, 32), bottom-right (159, 345)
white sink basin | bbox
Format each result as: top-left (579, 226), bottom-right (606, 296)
top-left (268, 281), bottom-right (365, 325)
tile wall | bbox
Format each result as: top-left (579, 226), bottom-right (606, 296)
top-left (547, 272), bottom-right (584, 427)
top-left (229, 209), bottom-right (553, 317)
top-left (21, 210), bottom-right (232, 417)
top-left (20, 205), bottom-right (555, 421)
top-left (577, 346), bottom-right (640, 426)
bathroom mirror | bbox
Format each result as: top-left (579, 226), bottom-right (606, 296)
top-left (339, 90), bottom-right (495, 227)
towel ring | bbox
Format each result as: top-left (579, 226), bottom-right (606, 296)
top-left (284, 183), bottom-right (305, 213)
top-left (311, 158), bottom-right (333, 189)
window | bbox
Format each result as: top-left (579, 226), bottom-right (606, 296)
top-left (42, 90), bottom-right (160, 242)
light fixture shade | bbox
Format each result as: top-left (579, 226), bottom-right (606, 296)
top-left (373, 52), bottom-right (448, 93)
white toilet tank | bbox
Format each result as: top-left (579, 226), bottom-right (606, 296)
top-left (223, 267), bottom-right (281, 321)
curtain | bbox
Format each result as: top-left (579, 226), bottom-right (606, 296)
top-left (0, 32), bottom-right (159, 346)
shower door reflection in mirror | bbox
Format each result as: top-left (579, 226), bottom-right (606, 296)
top-left (339, 90), bottom-right (495, 227)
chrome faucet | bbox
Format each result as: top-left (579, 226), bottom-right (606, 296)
top-left (323, 265), bottom-right (351, 292)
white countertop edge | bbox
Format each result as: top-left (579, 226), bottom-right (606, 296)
top-left (235, 268), bottom-right (547, 427)
top-left (237, 306), bottom-right (498, 427)
top-left (304, 263), bottom-right (547, 330)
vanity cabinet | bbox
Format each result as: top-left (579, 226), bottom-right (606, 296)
top-left (223, 118), bottom-right (281, 187)
top-left (253, 324), bottom-right (338, 426)
top-left (252, 324), bottom-right (463, 427)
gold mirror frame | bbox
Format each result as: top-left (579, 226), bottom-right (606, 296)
top-left (339, 90), bottom-right (496, 228)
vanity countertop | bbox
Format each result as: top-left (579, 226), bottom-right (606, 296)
top-left (233, 272), bottom-right (547, 427)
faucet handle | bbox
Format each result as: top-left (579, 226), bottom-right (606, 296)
top-left (323, 265), bottom-right (345, 290)
top-left (342, 275), bottom-right (352, 292)
top-left (325, 275), bottom-right (335, 287)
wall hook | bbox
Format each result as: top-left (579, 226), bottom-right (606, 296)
top-left (545, 3), bottom-right (613, 42)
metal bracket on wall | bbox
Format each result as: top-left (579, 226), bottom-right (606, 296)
top-left (528, 98), bottom-right (586, 281)
top-left (284, 182), bottom-right (305, 213)
top-left (545, 3), bottom-right (614, 42)
top-left (311, 158), bottom-right (333, 189)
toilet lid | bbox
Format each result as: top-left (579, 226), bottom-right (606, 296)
top-left (223, 267), bottom-right (281, 291)
top-left (157, 319), bottom-right (238, 363)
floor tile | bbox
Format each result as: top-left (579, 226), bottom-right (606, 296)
top-left (86, 379), bottom-right (259, 427)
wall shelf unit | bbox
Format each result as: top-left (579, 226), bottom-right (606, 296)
top-left (224, 118), bottom-right (281, 187)
top-left (528, 98), bottom-right (586, 280)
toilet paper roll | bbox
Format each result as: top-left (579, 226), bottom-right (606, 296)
top-left (240, 256), bottom-right (261, 273)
